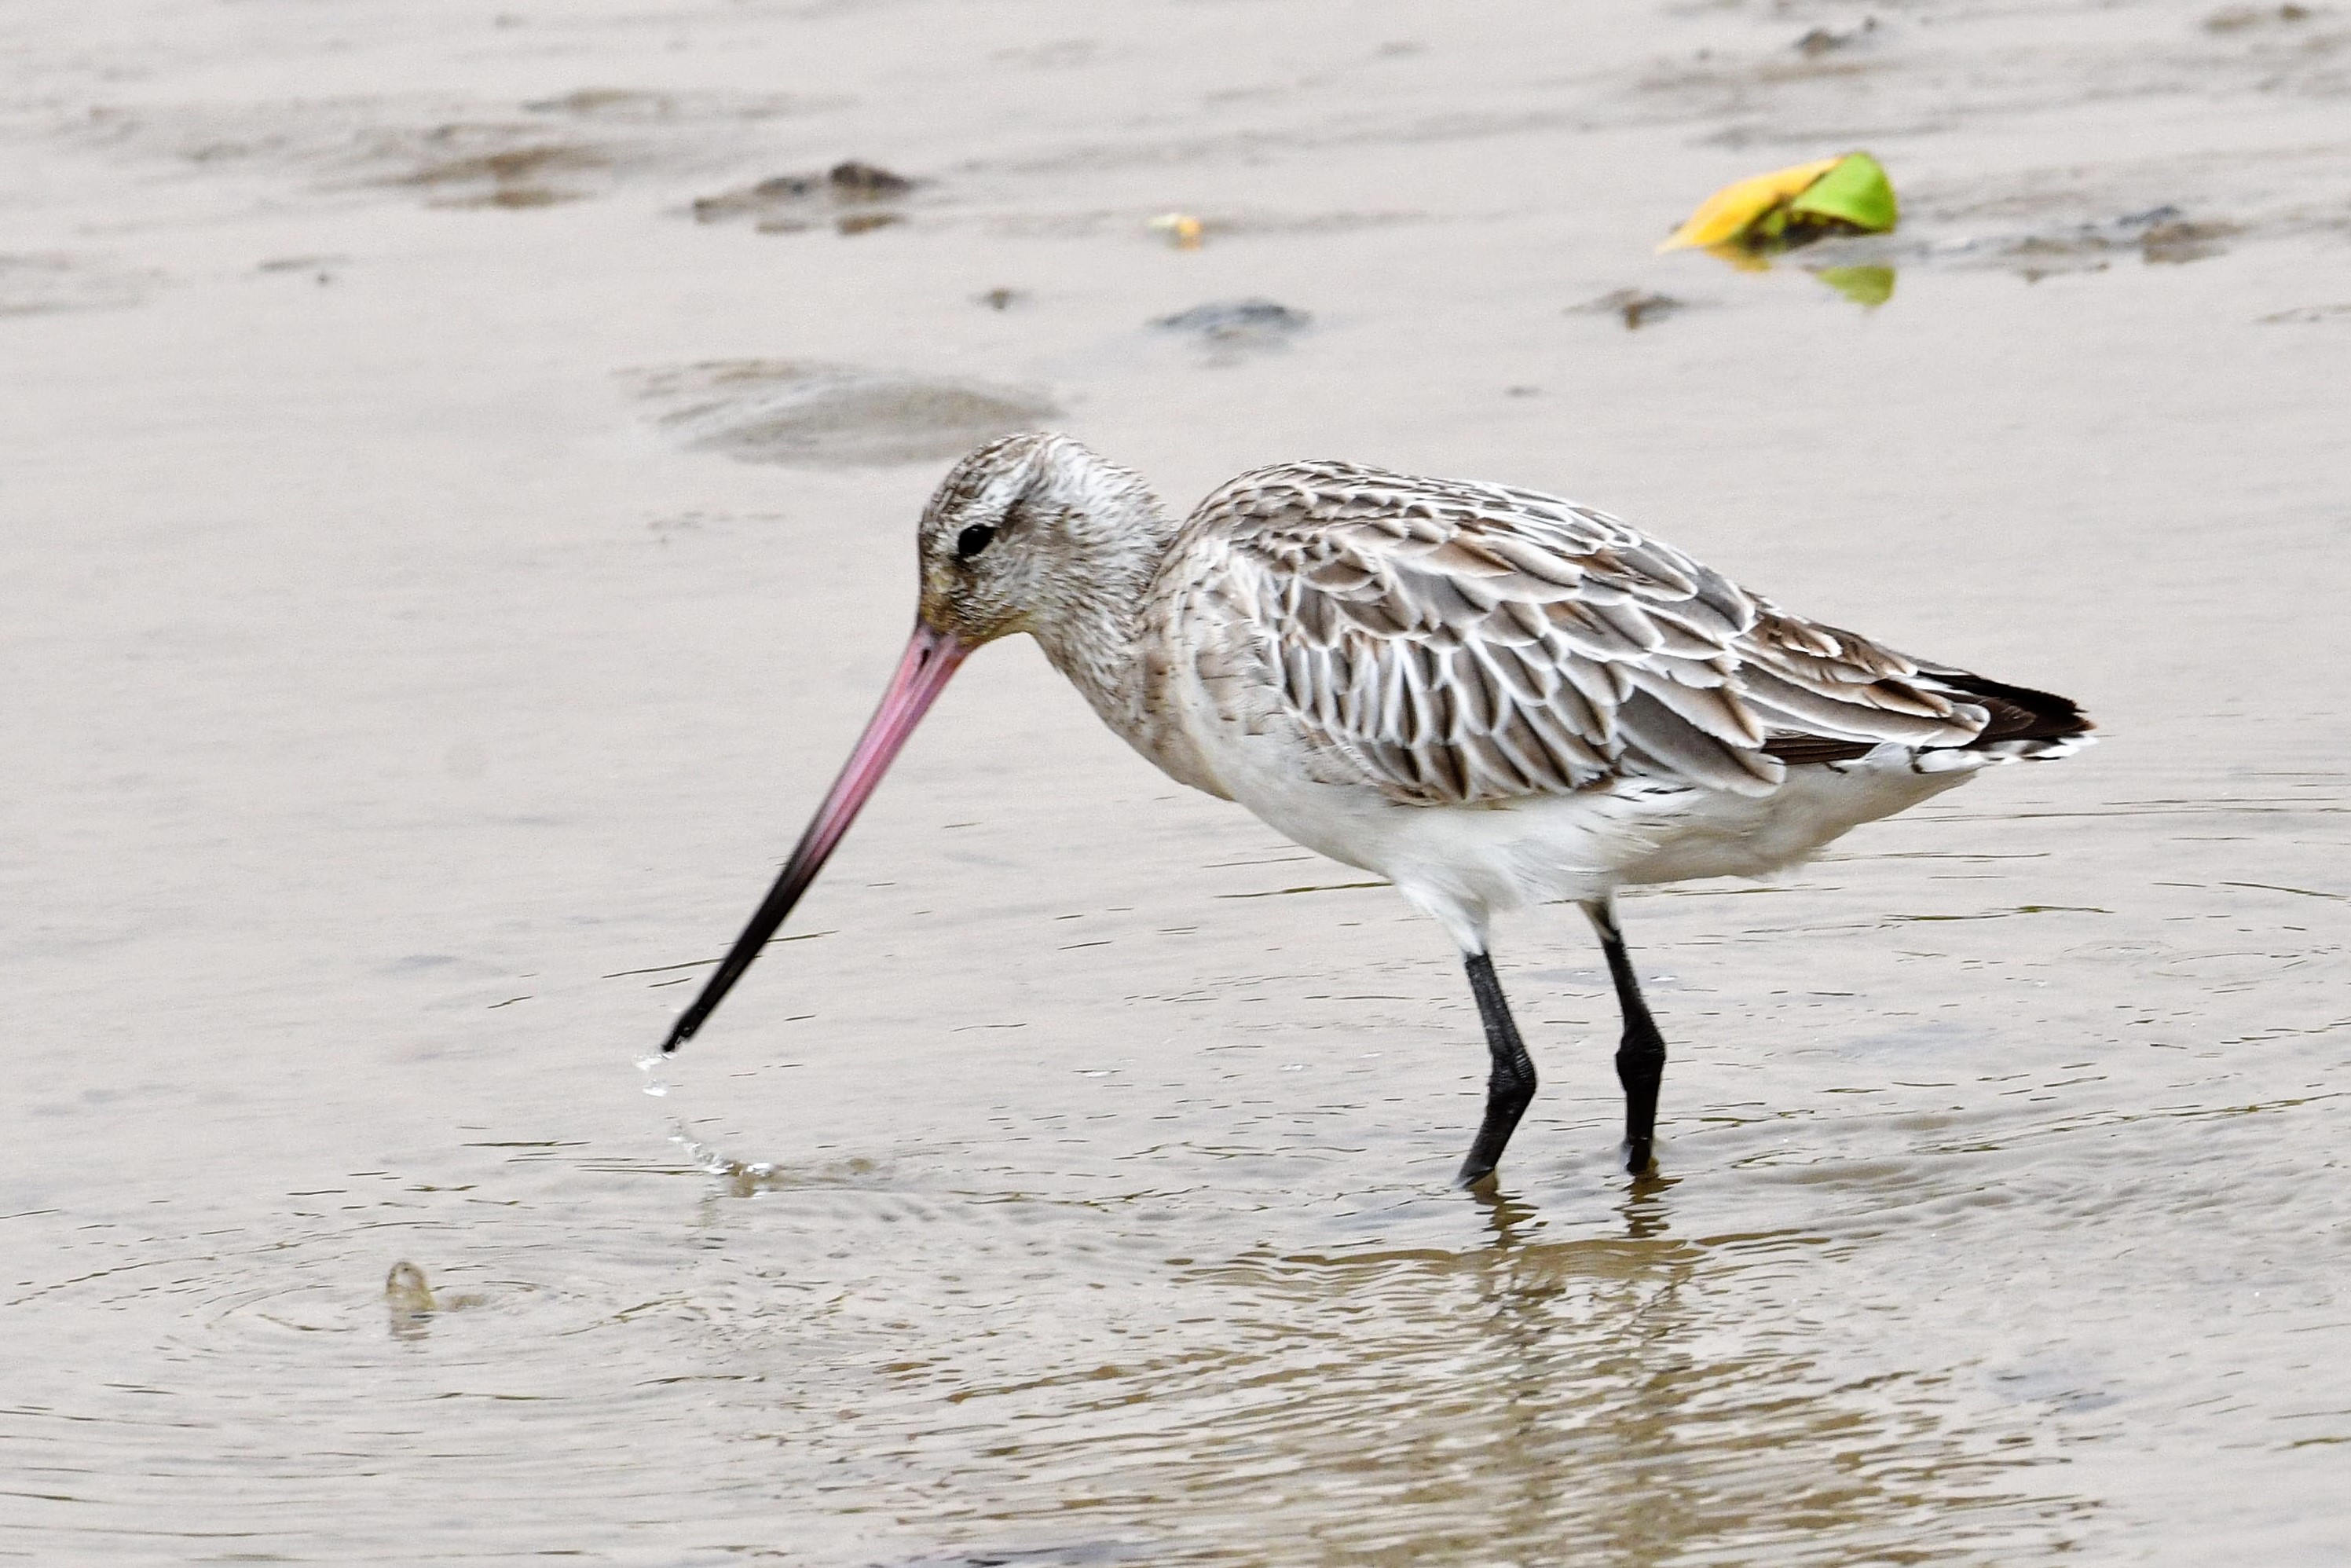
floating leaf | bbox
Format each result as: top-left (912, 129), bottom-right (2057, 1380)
top-left (1659, 152), bottom-right (1897, 253)
top-left (1657, 158), bottom-right (1840, 251)
top-left (1786, 153), bottom-right (1898, 234)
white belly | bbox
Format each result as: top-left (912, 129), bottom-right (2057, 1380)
top-left (1209, 735), bottom-right (1984, 945)
top-left (1609, 755), bottom-right (1978, 886)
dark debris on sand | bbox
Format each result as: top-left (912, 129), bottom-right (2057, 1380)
top-left (1573, 288), bottom-right (1694, 330)
top-left (1794, 16), bottom-right (1879, 56)
top-left (1152, 299), bottom-right (1311, 345)
top-left (692, 160), bottom-right (920, 234)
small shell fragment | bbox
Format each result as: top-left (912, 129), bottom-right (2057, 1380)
top-left (1148, 212), bottom-right (1205, 249)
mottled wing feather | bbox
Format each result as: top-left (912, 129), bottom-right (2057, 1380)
top-left (1188, 462), bottom-right (1986, 805)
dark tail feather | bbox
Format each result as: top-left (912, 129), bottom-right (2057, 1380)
top-left (1920, 669), bottom-right (2093, 746)
top-left (1761, 669), bottom-right (2093, 766)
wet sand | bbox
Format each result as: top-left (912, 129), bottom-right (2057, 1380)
top-left (5, 1), bottom-right (2349, 1563)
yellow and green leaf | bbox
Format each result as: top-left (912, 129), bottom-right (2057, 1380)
top-left (1658, 153), bottom-right (1897, 253)
top-left (1657, 157), bottom-right (1840, 251)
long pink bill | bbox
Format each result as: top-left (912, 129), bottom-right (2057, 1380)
top-left (661, 621), bottom-right (972, 1053)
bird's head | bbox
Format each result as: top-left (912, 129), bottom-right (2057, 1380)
top-left (914, 430), bottom-right (1166, 649)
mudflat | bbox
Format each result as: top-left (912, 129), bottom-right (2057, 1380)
top-left (5, 2), bottom-right (2348, 1563)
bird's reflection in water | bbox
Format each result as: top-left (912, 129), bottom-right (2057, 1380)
top-left (1470, 1171), bottom-right (1679, 1249)
top-left (1470, 1181), bottom-right (1540, 1249)
top-left (1024, 1174), bottom-right (2076, 1566)
top-left (1478, 1178), bottom-right (1755, 1565)
top-left (1618, 1170), bottom-right (1677, 1240)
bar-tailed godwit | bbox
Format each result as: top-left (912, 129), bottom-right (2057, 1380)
top-left (661, 434), bottom-right (2091, 1183)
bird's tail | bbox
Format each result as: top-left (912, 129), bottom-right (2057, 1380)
top-left (1916, 667), bottom-right (2096, 762)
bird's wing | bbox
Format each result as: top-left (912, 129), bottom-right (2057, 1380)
top-left (1188, 461), bottom-right (1987, 805)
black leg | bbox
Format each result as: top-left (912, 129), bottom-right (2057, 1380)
top-left (1584, 899), bottom-right (1665, 1174)
top-left (1457, 952), bottom-right (1538, 1188)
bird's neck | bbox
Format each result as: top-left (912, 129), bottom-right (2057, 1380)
top-left (1024, 489), bottom-right (1181, 743)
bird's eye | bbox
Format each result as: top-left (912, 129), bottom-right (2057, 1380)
top-left (956, 523), bottom-right (997, 560)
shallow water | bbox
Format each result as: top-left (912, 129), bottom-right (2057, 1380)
top-left (5, 2), bottom-right (2349, 1563)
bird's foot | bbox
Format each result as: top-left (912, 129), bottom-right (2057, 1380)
top-left (1615, 1030), bottom-right (1664, 1178)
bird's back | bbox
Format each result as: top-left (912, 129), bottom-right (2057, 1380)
top-left (1145, 460), bottom-right (2089, 814)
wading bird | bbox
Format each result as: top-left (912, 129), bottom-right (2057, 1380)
top-left (661, 434), bottom-right (2089, 1183)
